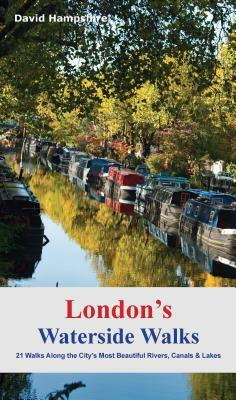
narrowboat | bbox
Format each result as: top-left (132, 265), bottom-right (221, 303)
top-left (68, 152), bottom-right (90, 183)
top-left (135, 175), bottom-right (191, 216)
top-left (180, 234), bottom-right (236, 279)
top-left (144, 186), bottom-right (198, 227)
top-left (40, 139), bottom-right (53, 157)
top-left (180, 191), bottom-right (236, 252)
top-left (105, 167), bottom-right (144, 215)
top-left (29, 138), bottom-right (41, 157)
top-left (0, 157), bottom-right (15, 182)
top-left (47, 145), bottom-right (63, 171)
top-left (201, 171), bottom-right (234, 193)
top-left (0, 180), bottom-right (45, 246)
top-left (59, 147), bottom-right (79, 175)
top-left (135, 164), bottom-right (150, 176)
top-left (68, 157), bottom-right (91, 192)
top-left (71, 157), bottom-right (117, 193)
top-left (87, 159), bottom-right (121, 191)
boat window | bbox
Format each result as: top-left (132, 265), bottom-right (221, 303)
top-left (217, 210), bottom-right (236, 229)
top-left (180, 183), bottom-right (190, 190)
top-left (194, 206), bottom-right (200, 218)
top-left (212, 197), bottom-right (223, 205)
top-left (186, 203), bottom-right (192, 215)
top-left (209, 210), bottom-right (215, 223)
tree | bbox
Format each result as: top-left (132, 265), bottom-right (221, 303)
top-left (0, 0), bottom-right (235, 111)
top-left (190, 374), bottom-right (236, 400)
top-left (0, 373), bottom-right (35, 400)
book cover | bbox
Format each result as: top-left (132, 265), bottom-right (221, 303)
top-left (0, 0), bottom-right (235, 399)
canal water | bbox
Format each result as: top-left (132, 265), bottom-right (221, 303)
top-left (31, 373), bottom-right (190, 400)
top-left (3, 372), bottom-right (235, 399)
top-left (4, 155), bottom-right (236, 288)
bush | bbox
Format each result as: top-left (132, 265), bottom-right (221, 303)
top-left (226, 163), bottom-right (236, 178)
top-left (146, 153), bottom-right (168, 174)
top-left (146, 153), bottom-right (189, 176)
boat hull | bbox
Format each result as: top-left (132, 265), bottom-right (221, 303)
top-left (180, 215), bottom-right (236, 252)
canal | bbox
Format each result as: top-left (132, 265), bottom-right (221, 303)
top-left (2, 372), bottom-right (235, 399)
top-left (4, 154), bottom-right (236, 288)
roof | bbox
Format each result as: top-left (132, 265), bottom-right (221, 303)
top-left (191, 189), bottom-right (236, 201)
top-left (0, 181), bottom-right (36, 202)
top-left (188, 199), bottom-right (236, 212)
top-left (150, 175), bottom-right (190, 183)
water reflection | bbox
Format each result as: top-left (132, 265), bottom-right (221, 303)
top-left (181, 235), bottom-right (236, 279)
top-left (9, 215), bottom-right (99, 287)
top-left (1, 161), bottom-right (236, 288)
top-left (0, 373), bottom-right (235, 400)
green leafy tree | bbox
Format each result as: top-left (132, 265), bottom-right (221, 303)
top-left (0, 0), bottom-right (235, 112)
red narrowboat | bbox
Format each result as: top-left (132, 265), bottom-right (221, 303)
top-left (105, 167), bottom-right (144, 216)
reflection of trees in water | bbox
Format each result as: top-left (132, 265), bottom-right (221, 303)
top-left (0, 373), bottom-right (235, 399)
top-left (190, 374), bottom-right (236, 400)
top-left (46, 382), bottom-right (86, 400)
top-left (0, 373), bottom-right (36, 400)
top-left (0, 374), bottom-right (85, 400)
top-left (29, 169), bottom-right (236, 288)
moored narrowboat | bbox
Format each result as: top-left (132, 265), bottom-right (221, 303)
top-left (87, 159), bottom-right (121, 193)
top-left (0, 156), bottom-right (15, 182)
top-left (59, 147), bottom-right (79, 175)
top-left (47, 145), bottom-right (63, 171)
top-left (29, 138), bottom-right (41, 157)
top-left (69, 157), bottom-right (91, 192)
top-left (40, 139), bottom-right (53, 157)
top-left (135, 175), bottom-right (191, 216)
top-left (68, 152), bottom-right (90, 183)
top-left (105, 167), bottom-right (144, 215)
top-left (201, 171), bottom-right (234, 193)
top-left (0, 180), bottom-right (45, 246)
top-left (180, 192), bottom-right (236, 252)
top-left (144, 186), bottom-right (198, 227)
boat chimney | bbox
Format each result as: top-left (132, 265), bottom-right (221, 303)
top-left (19, 167), bottom-right (24, 180)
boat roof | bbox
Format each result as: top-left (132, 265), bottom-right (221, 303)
top-left (202, 172), bottom-right (233, 181)
top-left (188, 198), bottom-right (236, 211)
top-left (63, 147), bottom-right (79, 153)
top-left (0, 181), bottom-right (36, 202)
top-left (153, 186), bottom-right (194, 193)
top-left (191, 189), bottom-right (236, 201)
top-left (112, 167), bottom-right (143, 176)
top-left (149, 175), bottom-right (190, 183)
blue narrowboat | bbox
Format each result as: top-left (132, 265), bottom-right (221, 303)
top-left (86, 158), bottom-right (121, 189)
top-left (180, 191), bottom-right (236, 252)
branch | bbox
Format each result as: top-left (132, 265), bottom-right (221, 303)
top-left (0, 3), bottom-right (57, 57)
top-left (0, 0), bottom-right (37, 41)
